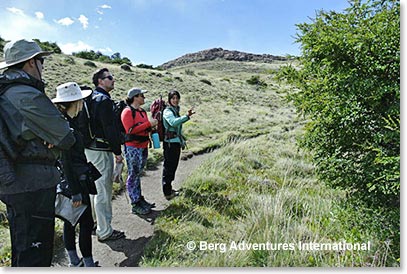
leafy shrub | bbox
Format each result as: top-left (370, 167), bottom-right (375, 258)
top-left (73, 50), bottom-right (132, 66)
top-left (120, 64), bottom-right (132, 71)
top-left (279, 0), bottom-right (400, 206)
top-left (200, 79), bottom-right (212, 85)
top-left (185, 69), bottom-right (196, 76)
top-left (136, 64), bottom-right (154, 69)
top-left (246, 75), bottom-right (267, 88)
top-left (84, 61), bottom-right (97, 68)
top-left (33, 39), bottom-right (61, 53)
top-left (64, 57), bottom-right (75, 65)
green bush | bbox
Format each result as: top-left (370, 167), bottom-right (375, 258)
top-left (246, 75), bottom-right (267, 88)
top-left (185, 69), bottom-right (196, 76)
top-left (120, 64), bottom-right (132, 71)
top-left (279, 0), bottom-right (400, 205)
top-left (84, 61), bottom-right (97, 68)
top-left (200, 79), bottom-right (212, 85)
top-left (64, 57), bottom-right (75, 65)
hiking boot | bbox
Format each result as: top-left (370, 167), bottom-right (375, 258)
top-left (131, 202), bottom-right (151, 215)
top-left (164, 190), bottom-right (179, 200)
top-left (140, 196), bottom-right (155, 209)
top-left (69, 258), bottom-right (84, 267)
top-left (98, 229), bottom-right (125, 242)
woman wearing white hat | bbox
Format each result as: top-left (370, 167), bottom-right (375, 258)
top-left (52, 82), bottom-right (98, 267)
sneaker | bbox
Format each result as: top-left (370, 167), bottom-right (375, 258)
top-left (164, 190), bottom-right (179, 200)
top-left (98, 229), bottom-right (125, 242)
top-left (140, 196), bottom-right (156, 209)
top-left (69, 258), bottom-right (84, 267)
top-left (131, 202), bottom-right (151, 215)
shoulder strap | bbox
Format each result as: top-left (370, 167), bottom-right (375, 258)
top-left (82, 99), bottom-right (95, 139)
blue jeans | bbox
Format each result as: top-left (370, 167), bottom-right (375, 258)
top-left (124, 146), bottom-right (148, 204)
top-left (0, 186), bottom-right (56, 267)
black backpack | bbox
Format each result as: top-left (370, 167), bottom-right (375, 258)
top-left (76, 93), bottom-right (95, 147)
top-left (114, 100), bottom-right (128, 144)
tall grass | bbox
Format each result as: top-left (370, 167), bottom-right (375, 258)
top-left (141, 126), bottom-right (396, 266)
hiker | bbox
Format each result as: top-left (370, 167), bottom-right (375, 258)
top-left (84, 68), bottom-right (125, 242)
top-left (0, 39), bottom-right (75, 267)
top-left (121, 88), bottom-right (158, 215)
top-left (52, 82), bottom-right (98, 267)
top-left (162, 90), bottom-right (195, 199)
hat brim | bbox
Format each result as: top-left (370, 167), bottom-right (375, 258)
top-left (0, 50), bottom-right (53, 70)
top-left (51, 88), bottom-right (93, 103)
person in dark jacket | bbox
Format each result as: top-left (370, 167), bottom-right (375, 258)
top-left (0, 39), bottom-right (75, 267)
top-left (82, 68), bottom-right (125, 242)
top-left (52, 82), bottom-right (97, 267)
top-left (162, 90), bottom-right (195, 199)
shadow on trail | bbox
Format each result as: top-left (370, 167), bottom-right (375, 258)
top-left (103, 236), bottom-right (152, 267)
top-left (100, 208), bottom-right (163, 266)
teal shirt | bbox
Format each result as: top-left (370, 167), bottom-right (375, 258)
top-left (163, 106), bottom-right (189, 145)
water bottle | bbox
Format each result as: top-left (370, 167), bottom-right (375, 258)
top-left (151, 132), bottom-right (160, 149)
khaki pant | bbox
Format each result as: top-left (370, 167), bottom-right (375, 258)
top-left (85, 149), bottom-right (114, 240)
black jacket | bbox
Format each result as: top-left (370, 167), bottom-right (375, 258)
top-left (86, 87), bottom-right (122, 155)
top-left (60, 115), bottom-right (90, 196)
top-left (0, 69), bottom-right (75, 195)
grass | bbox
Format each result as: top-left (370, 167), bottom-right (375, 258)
top-left (141, 128), bottom-right (397, 266)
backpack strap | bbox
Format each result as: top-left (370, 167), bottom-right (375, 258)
top-left (124, 107), bottom-right (150, 143)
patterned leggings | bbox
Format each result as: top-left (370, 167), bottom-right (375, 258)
top-left (124, 146), bottom-right (148, 204)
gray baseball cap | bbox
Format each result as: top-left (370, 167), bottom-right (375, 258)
top-left (0, 39), bottom-right (52, 69)
top-left (127, 87), bottom-right (148, 98)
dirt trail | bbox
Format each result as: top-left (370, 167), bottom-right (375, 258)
top-left (52, 152), bottom-right (211, 267)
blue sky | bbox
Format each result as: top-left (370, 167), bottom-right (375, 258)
top-left (0, 0), bottom-right (350, 66)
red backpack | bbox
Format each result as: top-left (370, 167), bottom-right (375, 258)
top-left (150, 95), bottom-right (167, 141)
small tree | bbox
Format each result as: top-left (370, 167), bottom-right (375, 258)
top-left (279, 0), bottom-right (400, 205)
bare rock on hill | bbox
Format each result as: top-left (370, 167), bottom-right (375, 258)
top-left (160, 47), bottom-right (287, 69)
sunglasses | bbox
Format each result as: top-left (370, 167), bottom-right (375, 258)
top-left (101, 75), bottom-right (114, 81)
top-left (35, 57), bottom-right (44, 65)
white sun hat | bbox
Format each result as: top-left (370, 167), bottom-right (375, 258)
top-left (0, 39), bottom-right (52, 69)
top-left (52, 82), bottom-right (92, 103)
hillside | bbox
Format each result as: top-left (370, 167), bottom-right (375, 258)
top-left (160, 48), bottom-right (289, 69)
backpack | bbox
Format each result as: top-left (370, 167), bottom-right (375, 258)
top-left (113, 100), bottom-right (128, 144)
top-left (76, 93), bottom-right (95, 147)
top-left (150, 95), bottom-right (167, 141)
top-left (121, 106), bottom-right (150, 143)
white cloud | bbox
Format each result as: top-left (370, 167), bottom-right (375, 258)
top-left (59, 41), bottom-right (93, 54)
top-left (99, 4), bottom-right (112, 9)
top-left (98, 47), bottom-right (113, 54)
top-left (78, 15), bottom-right (89, 29)
top-left (96, 4), bottom-right (112, 15)
top-left (35, 11), bottom-right (44, 20)
top-left (0, 9), bottom-right (58, 41)
top-left (56, 17), bottom-right (74, 26)
top-left (7, 7), bottom-right (25, 16)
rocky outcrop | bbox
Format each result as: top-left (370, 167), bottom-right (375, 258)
top-left (160, 48), bottom-right (287, 69)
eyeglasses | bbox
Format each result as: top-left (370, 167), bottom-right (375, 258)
top-left (137, 94), bottom-right (145, 98)
top-left (101, 75), bottom-right (114, 81)
top-left (35, 57), bottom-right (44, 65)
